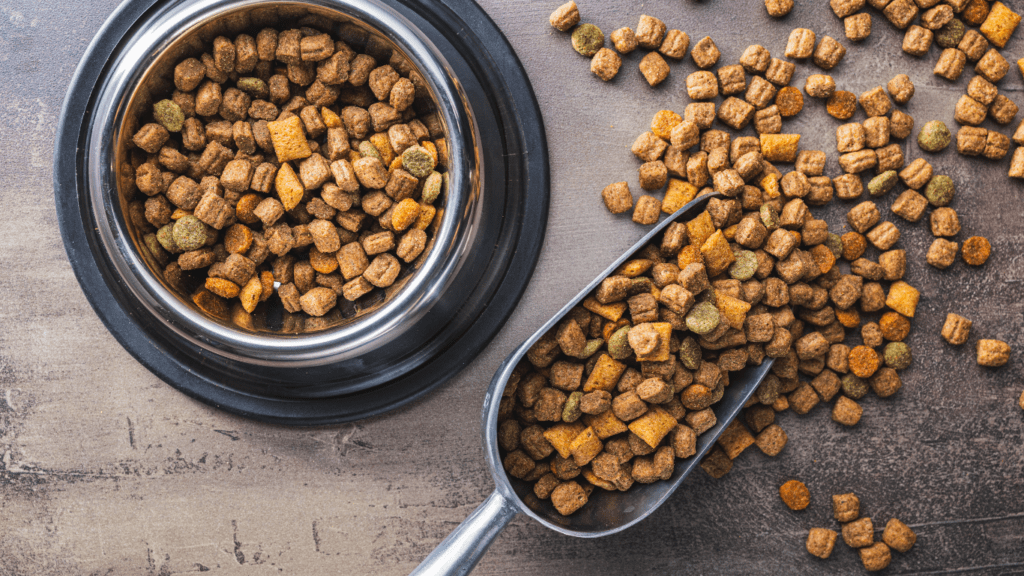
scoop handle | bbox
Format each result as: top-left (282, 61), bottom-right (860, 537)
top-left (410, 490), bottom-right (518, 576)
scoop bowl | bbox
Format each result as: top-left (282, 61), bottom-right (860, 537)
top-left (411, 193), bottom-right (775, 575)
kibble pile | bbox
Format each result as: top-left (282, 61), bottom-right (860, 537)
top-left (127, 26), bottom-right (448, 327)
top-left (530, 0), bottom-right (1020, 570)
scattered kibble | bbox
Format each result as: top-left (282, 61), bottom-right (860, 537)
top-left (918, 120), bottom-right (952, 152)
top-left (780, 479), bottom-right (811, 510)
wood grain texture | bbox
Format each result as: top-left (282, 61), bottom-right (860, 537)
top-left (2, 0), bottom-right (1023, 574)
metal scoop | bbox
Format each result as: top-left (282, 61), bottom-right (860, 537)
top-left (412, 194), bottom-right (775, 576)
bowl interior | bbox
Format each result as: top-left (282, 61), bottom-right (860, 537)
top-left (114, 0), bottom-right (466, 337)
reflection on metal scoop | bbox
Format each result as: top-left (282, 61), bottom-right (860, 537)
top-left (412, 194), bottom-right (775, 576)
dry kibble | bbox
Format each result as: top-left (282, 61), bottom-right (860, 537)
top-left (687, 71), bottom-right (720, 101)
top-left (927, 238), bottom-right (959, 268)
top-left (765, 0), bottom-right (795, 17)
top-left (859, 87), bottom-right (892, 117)
top-left (660, 30), bottom-right (691, 60)
top-left (885, 0), bottom-right (919, 29)
top-left (765, 58), bottom-right (796, 87)
top-left (942, 313), bottom-right (972, 344)
top-left (936, 18), bottom-right (967, 48)
top-left (633, 195), bottom-right (663, 225)
top-left (1011, 146), bottom-right (1024, 178)
top-left (935, 48), bottom-right (968, 80)
top-left (882, 518), bottom-right (917, 553)
top-left (980, 1), bottom-right (1021, 48)
top-left (786, 29), bottom-right (817, 60)
top-left (813, 36), bottom-right (847, 70)
top-left (640, 52), bottom-right (671, 87)
top-left (887, 74), bottom-right (915, 104)
top-left (984, 130), bottom-right (1011, 159)
top-left (805, 75), bottom-right (836, 99)
top-left (975, 48), bottom-right (1009, 82)
top-left (859, 542), bottom-right (892, 572)
top-left (918, 120), bottom-right (952, 152)
top-left (831, 0), bottom-right (866, 18)
top-left (611, 27), bottom-right (638, 54)
top-left (591, 48), bottom-right (622, 82)
top-left (806, 528), bottom-right (838, 559)
top-left (959, 29), bottom-right (991, 61)
top-left (549, 2), bottom-right (580, 32)
top-left (962, 236), bottom-right (992, 265)
top-left (931, 207), bottom-right (961, 237)
top-left (826, 91), bottom-right (858, 120)
top-left (923, 4), bottom-right (955, 29)
top-left (571, 24), bottom-right (605, 58)
top-left (903, 25), bottom-right (934, 56)
top-left (845, 13), bottom-right (873, 41)
top-left (779, 479), bottom-right (811, 510)
top-left (977, 339), bottom-right (1011, 366)
top-left (741, 45), bottom-right (771, 74)
top-left (691, 36), bottom-right (721, 69)
top-left (990, 95), bottom-right (1019, 125)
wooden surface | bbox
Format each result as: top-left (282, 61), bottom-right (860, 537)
top-left (3, 0), bottom-right (1024, 574)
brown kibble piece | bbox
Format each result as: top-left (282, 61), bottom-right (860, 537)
top-left (549, 2), bottom-right (580, 32)
top-left (843, 517), bottom-right (875, 548)
top-left (882, 518), bottom-right (917, 553)
top-left (807, 528), bottom-right (838, 559)
top-left (977, 339), bottom-right (1011, 366)
top-left (859, 542), bottom-right (891, 572)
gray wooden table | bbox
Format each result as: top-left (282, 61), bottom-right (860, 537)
top-left (3, 0), bottom-right (1023, 574)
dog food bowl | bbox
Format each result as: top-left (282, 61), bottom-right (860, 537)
top-left (54, 0), bottom-right (549, 424)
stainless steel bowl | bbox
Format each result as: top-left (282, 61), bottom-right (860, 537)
top-left (97, 0), bottom-right (475, 366)
top-left (56, 0), bottom-right (549, 422)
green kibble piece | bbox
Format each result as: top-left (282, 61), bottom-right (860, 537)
top-left (581, 338), bottom-right (606, 359)
top-left (841, 374), bottom-right (869, 400)
top-left (421, 171), bottom-right (443, 204)
top-left (156, 223), bottom-right (181, 253)
top-left (935, 19), bottom-right (965, 49)
top-left (760, 203), bottom-right (779, 230)
top-left (172, 215), bottom-right (207, 251)
top-left (924, 175), bottom-right (955, 207)
top-left (402, 145), bottom-right (436, 178)
top-left (729, 250), bottom-right (758, 281)
top-left (884, 342), bottom-right (913, 370)
top-left (143, 233), bottom-right (168, 263)
top-left (630, 277), bottom-right (653, 294)
top-left (678, 336), bottom-right (702, 370)
top-left (571, 23), bottom-right (605, 57)
top-left (918, 120), bottom-right (951, 153)
top-left (685, 301), bottom-right (720, 335)
top-left (867, 170), bottom-right (898, 197)
top-left (563, 391), bottom-right (584, 423)
top-left (153, 99), bottom-right (184, 132)
top-left (607, 326), bottom-right (633, 360)
top-left (825, 233), bottom-right (843, 259)
top-left (237, 77), bottom-right (268, 98)
top-left (358, 140), bottom-right (383, 162)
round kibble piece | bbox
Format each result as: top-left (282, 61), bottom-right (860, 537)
top-left (392, 198), bottom-right (421, 231)
top-left (826, 91), bottom-right (857, 120)
top-left (402, 145), bottom-right (436, 178)
top-left (172, 215), bottom-right (207, 251)
top-left (849, 345), bottom-right (880, 378)
top-left (156, 224), bottom-right (179, 253)
top-left (879, 311), bottom-right (911, 342)
top-left (884, 342), bottom-right (912, 370)
top-left (776, 87), bottom-right (804, 117)
top-left (153, 99), bottom-right (185, 132)
top-left (729, 250), bottom-right (758, 280)
top-left (686, 301), bottom-right (720, 335)
top-left (607, 326), bottom-right (633, 360)
top-left (918, 120), bottom-right (952, 152)
top-left (825, 233), bottom-right (843, 259)
top-left (842, 374), bottom-right (869, 400)
top-left (868, 171), bottom-right (898, 197)
top-left (779, 479), bottom-right (810, 510)
top-left (924, 175), bottom-right (955, 206)
top-left (572, 24), bottom-right (605, 57)
top-left (961, 236), bottom-right (991, 266)
top-left (935, 19), bottom-right (965, 48)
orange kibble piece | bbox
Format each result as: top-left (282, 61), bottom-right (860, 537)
top-left (321, 106), bottom-right (342, 129)
top-left (836, 307), bottom-right (861, 329)
top-left (963, 0), bottom-right (991, 27)
top-left (309, 247), bottom-right (339, 274)
top-left (841, 231), bottom-right (867, 261)
top-left (392, 198), bottom-right (422, 231)
top-left (239, 276), bottom-right (263, 313)
top-left (961, 236), bottom-right (992, 266)
top-left (879, 311), bottom-right (911, 342)
top-left (224, 223), bottom-right (253, 254)
top-left (849, 345), bottom-right (881, 378)
top-left (776, 86), bottom-right (804, 117)
top-left (651, 109), bottom-right (683, 140)
top-left (205, 277), bottom-right (241, 299)
top-left (266, 115), bottom-right (312, 162)
top-left (810, 244), bottom-right (836, 274)
top-left (886, 281), bottom-right (920, 318)
top-left (235, 193), bottom-right (262, 225)
top-left (826, 90), bottom-right (858, 120)
top-left (779, 479), bottom-right (811, 510)
top-left (414, 203), bottom-right (436, 230)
